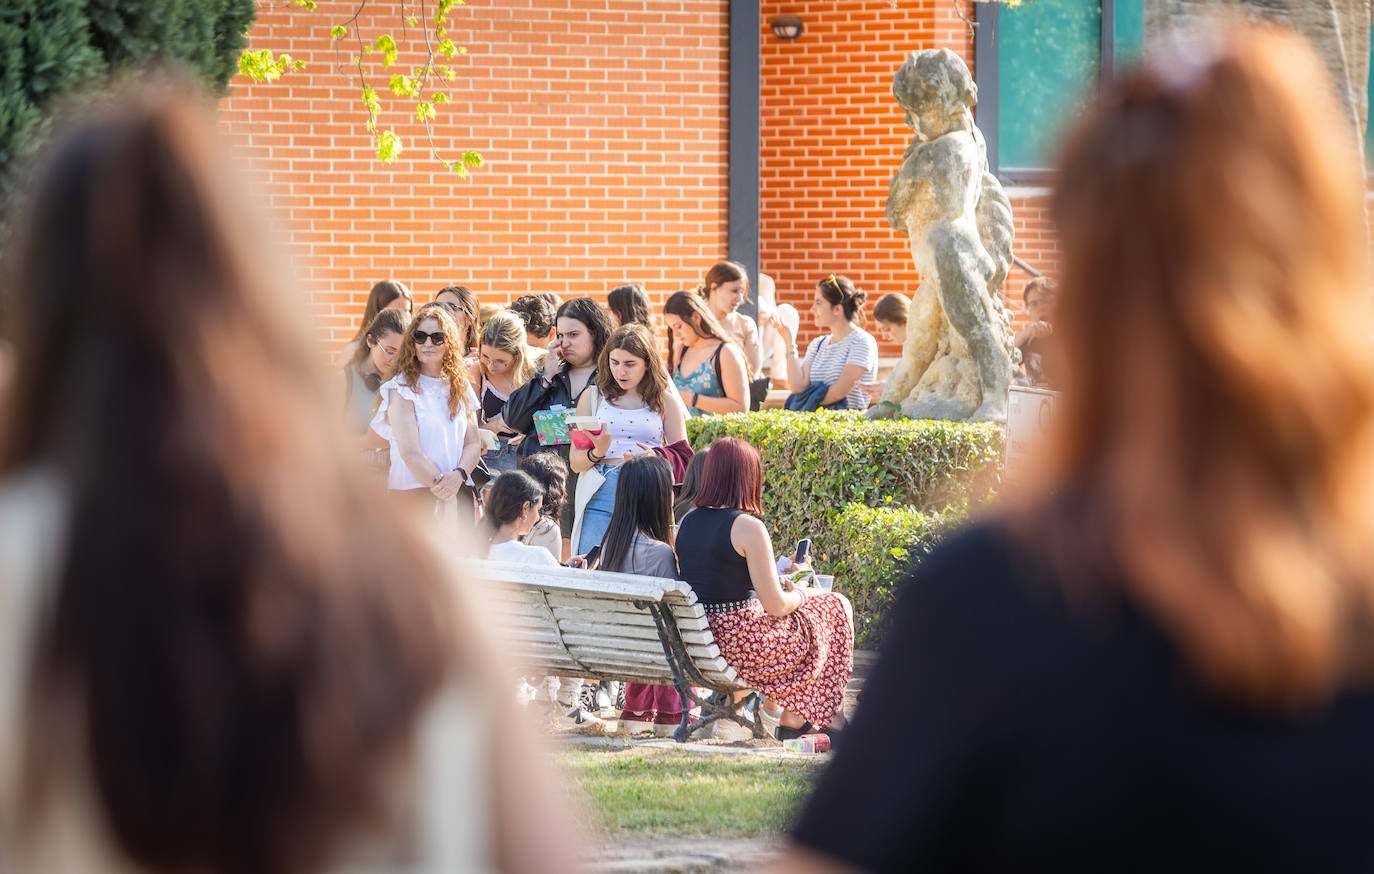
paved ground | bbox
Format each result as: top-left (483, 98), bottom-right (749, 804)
top-left (590, 836), bottom-right (782, 873)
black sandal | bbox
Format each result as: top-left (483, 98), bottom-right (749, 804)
top-left (775, 721), bottom-right (842, 743)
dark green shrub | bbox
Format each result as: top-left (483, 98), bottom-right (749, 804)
top-left (686, 409), bottom-right (1003, 548)
top-left (826, 503), bottom-right (963, 649)
top-left (0, 0), bottom-right (254, 212)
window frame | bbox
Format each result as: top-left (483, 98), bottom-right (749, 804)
top-left (974, 0), bottom-right (1120, 186)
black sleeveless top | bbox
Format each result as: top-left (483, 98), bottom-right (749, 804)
top-left (675, 507), bottom-right (754, 605)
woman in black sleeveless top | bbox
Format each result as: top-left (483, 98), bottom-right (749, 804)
top-left (676, 438), bottom-right (853, 736)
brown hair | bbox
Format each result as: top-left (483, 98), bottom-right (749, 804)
top-left (607, 283), bottom-right (653, 330)
top-left (872, 292), bottom-right (910, 327)
top-left (596, 323), bottom-right (671, 415)
top-left (696, 260), bottom-right (749, 300)
top-left (663, 290), bottom-right (731, 367)
top-left (392, 302), bottom-right (473, 419)
top-left (349, 279), bottom-right (413, 345)
top-left (1022, 276), bottom-right (1057, 307)
top-left (434, 284), bottom-right (480, 353)
top-left (694, 437), bottom-right (763, 515)
top-left (818, 274), bottom-right (867, 325)
top-left (0, 78), bottom-right (453, 872)
top-left (1041, 23), bottom-right (1374, 708)
top-left (349, 305), bottom-right (411, 371)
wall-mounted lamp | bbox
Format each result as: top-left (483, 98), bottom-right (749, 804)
top-left (770, 14), bottom-right (804, 40)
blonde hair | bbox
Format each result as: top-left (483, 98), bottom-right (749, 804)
top-left (1040, 22), bottom-right (1374, 709)
top-left (480, 310), bottom-right (536, 385)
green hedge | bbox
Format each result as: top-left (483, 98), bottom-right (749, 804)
top-left (685, 409), bottom-right (1003, 548)
top-left (825, 503), bottom-right (963, 649)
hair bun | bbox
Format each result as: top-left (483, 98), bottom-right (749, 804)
top-left (850, 289), bottom-right (868, 306)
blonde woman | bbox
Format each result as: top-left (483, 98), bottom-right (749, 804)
top-left (477, 311), bottom-right (536, 474)
top-left (371, 302), bottom-right (482, 525)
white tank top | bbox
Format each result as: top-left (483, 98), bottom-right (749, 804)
top-left (594, 396), bottom-right (665, 459)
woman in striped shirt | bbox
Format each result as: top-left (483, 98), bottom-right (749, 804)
top-left (772, 274), bottom-right (878, 411)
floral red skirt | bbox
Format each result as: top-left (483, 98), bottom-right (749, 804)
top-left (705, 593), bottom-right (854, 727)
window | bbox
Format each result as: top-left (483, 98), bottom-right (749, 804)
top-left (975, 0), bottom-right (1144, 184)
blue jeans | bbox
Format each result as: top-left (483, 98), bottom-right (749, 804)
top-left (576, 463), bottom-right (621, 555)
top-left (483, 438), bottom-right (520, 475)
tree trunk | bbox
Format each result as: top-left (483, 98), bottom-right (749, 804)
top-left (1145, 0), bottom-right (1370, 153)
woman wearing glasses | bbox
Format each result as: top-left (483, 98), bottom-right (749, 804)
top-left (371, 302), bottom-right (483, 524)
top-left (771, 274), bottom-right (878, 411)
top-left (435, 284), bottom-right (481, 362)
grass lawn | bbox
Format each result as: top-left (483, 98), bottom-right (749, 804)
top-left (557, 745), bottom-right (826, 836)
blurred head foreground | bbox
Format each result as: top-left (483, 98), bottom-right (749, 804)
top-left (0, 78), bottom-right (456, 872)
top-left (1045, 23), bottom-right (1374, 707)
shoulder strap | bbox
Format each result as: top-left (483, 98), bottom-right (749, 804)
top-left (711, 341), bottom-right (724, 387)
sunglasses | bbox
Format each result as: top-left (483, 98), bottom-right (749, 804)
top-left (440, 301), bottom-right (461, 312)
top-left (413, 330), bottom-right (447, 346)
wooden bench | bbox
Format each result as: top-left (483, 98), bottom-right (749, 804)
top-left (475, 559), bottom-right (766, 742)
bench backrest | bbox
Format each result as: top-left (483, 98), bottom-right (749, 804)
top-left (474, 560), bottom-right (743, 690)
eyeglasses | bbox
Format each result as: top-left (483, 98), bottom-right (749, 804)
top-left (413, 330), bottom-right (447, 346)
top-left (440, 301), bottom-right (461, 313)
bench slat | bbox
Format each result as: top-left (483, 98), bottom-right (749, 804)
top-left (475, 560), bottom-right (695, 603)
top-left (486, 590), bottom-right (709, 629)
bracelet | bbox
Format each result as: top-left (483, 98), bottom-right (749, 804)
top-left (588, 447), bottom-right (605, 464)
top-left (787, 348), bottom-right (800, 358)
top-left (455, 467), bottom-right (469, 483)
top-left (795, 586), bottom-right (809, 608)
top-left (691, 392), bottom-right (699, 407)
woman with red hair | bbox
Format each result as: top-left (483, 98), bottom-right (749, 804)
top-left (675, 438), bottom-right (853, 737)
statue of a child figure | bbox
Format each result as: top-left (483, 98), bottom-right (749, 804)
top-left (868, 48), bottom-right (1019, 422)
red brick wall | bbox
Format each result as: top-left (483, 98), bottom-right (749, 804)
top-left (219, 0), bottom-right (729, 347)
top-left (758, 0), bottom-right (1058, 355)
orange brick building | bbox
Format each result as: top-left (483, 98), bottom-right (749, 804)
top-left (220, 1), bottom-right (1053, 357)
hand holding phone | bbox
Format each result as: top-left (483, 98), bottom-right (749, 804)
top-left (794, 538), bottom-right (812, 565)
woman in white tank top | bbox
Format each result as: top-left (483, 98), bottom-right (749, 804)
top-left (568, 324), bottom-right (688, 555)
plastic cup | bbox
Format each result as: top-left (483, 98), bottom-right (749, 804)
top-left (814, 574), bottom-right (835, 592)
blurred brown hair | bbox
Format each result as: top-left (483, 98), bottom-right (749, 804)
top-left (1042, 23), bottom-right (1374, 708)
top-left (0, 76), bottom-right (454, 872)
top-left (349, 279), bottom-right (412, 345)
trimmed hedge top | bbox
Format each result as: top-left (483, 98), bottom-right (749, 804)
top-left (686, 409), bottom-right (1004, 548)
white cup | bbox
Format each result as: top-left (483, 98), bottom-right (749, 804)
top-left (814, 575), bottom-right (835, 592)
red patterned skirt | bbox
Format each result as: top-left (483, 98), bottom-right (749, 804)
top-left (705, 594), bottom-right (854, 727)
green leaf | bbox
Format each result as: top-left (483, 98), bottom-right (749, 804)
top-left (331, 25), bottom-right (348, 40)
top-left (432, 92), bottom-right (448, 104)
top-left (375, 34), bottom-right (398, 67)
top-left (415, 100), bottom-right (436, 123)
top-left (438, 39), bottom-right (457, 58)
top-left (462, 150), bottom-right (483, 168)
top-left (377, 130), bottom-right (403, 163)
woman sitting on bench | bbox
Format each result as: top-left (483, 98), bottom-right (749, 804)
top-left (675, 438), bottom-right (854, 739)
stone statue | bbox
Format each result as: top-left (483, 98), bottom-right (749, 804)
top-left (868, 48), bottom-right (1018, 423)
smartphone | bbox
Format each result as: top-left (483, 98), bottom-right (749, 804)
top-left (794, 538), bottom-right (811, 564)
top-left (585, 544), bottom-right (602, 568)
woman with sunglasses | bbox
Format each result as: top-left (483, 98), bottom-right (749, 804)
top-left (371, 302), bottom-right (482, 525)
top-left (435, 284), bottom-right (481, 362)
top-left (771, 274), bottom-right (877, 411)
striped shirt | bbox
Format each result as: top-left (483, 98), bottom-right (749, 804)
top-left (804, 328), bottom-right (878, 410)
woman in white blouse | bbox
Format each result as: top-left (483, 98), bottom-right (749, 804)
top-left (371, 303), bottom-right (483, 525)
top-left (771, 274), bottom-right (879, 411)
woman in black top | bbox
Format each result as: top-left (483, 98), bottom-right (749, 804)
top-left (781, 27), bottom-right (1374, 873)
top-left (676, 438), bottom-right (853, 737)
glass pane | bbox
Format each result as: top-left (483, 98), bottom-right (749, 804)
top-left (1366, 27), bottom-right (1373, 167)
top-left (1113, 0), bottom-right (1145, 70)
top-left (997, 0), bottom-right (1102, 170)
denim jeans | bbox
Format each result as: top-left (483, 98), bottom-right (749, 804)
top-left (576, 462), bottom-right (621, 555)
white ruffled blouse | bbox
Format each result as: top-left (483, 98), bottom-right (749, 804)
top-left (370, 374), bottom-right (477, 491)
